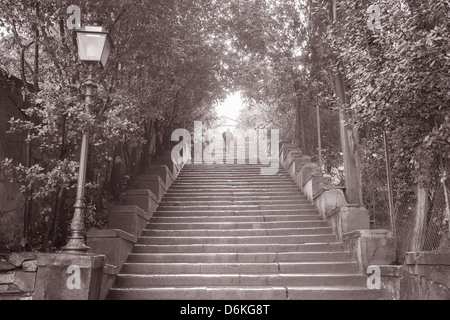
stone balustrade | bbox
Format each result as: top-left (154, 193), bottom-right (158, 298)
top-left (278, 141), bottom-right (450, 300)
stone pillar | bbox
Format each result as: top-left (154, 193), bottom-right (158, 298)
top-left (134, 175), bottom-right (167, 202)
top-left (87, 229), bottom-right (135, 300)
top-left (378, 265), bottom-right (404, 300)
top-left (313, 188), bottom-right (347, 220)
top-left (285, 150), bottom-right (304, 178)
top-left (34, 253), bottom-right (105, 300)
top-left (326, 205), bottom-right (371, 241)
top-left (146, 165), bottom-right (174, 189)
top-left (154, 155), bottom-right (180, 179)
top-left (280, 143), bottom-right (299, 166)
top-left (343, 229), bottom-right (396, 272)
top-left (126, 189), bottom-right (158, 215)
top-left (87, 229), bottom-right (135, 269)
top-left (107, 205), bottom-right (150, 242)
top-left (303, 174), bottom-right (332, 202)
top-left (298, 163), bottom-right (322, 191)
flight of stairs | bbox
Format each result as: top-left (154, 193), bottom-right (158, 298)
top-left (107, 153), bottom-right (380, 300)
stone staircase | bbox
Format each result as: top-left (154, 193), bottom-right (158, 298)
top-left (107, 146), bottom-right (380, 300)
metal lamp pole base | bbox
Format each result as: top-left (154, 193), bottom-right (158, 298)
top-left (62, 63), bottom-right (96, 254)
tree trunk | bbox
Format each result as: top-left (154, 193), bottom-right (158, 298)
top-left (50, 188), bottom-right (67, 248)
top-left (293, 80), bottom-right (306, 152)
top-left (139, 119), bottom-right (155, 174)
top-left (325, 0), bottom-right (363, 205)
top-left (110, 145), bottom-right (123, 202)
top-left (412, 184), bottom-right (429, 251)
top-left (34, 1), bottom-right (40, 91)
top-left (42, 187), bottom-right (64, 251)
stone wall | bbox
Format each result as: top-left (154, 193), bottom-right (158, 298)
top-left (0, 252), bottom-right (37, 300)
top-left (378, 252), bottom-right (450, 300)
top-left (0, 251), bottom-right (106, 300)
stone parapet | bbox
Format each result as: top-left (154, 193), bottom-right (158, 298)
top-left (343, 229), bottom-right (396, 272)
top-left (303, 174), bottom-right (332, 202)
top-left (134, 175), bottom-right (167, 202)
top-left (146, 164), bottom-right (174, 189)
top-left (284, 150), bottom-right (305, 178)
top-left (313, 188), bottom-right (347, 220)
top-left (34, 253), bottom-right (105, 300)
top-left (153, 155), bottom-right (181, 179)
top-left (327, 205), bottom-right (371, 242)
top-left (401, 251), bottom-right (450, 300)
top-left (87, 229), bottom-right (135, 270)
top-left (280, 143), bottom-right (299, 165)
top-left (107, 205), bottom-right (150, 243)
top-left (374, 252), bottom-right (450, 300)
top-left (125, 189), bottom-right (158, 216)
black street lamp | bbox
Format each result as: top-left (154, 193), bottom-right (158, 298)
top-left (62, 23), bottom-right (114, 254)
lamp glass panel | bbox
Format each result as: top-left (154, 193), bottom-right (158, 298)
top-left (100, 37), bottom-right (112, 68)
top-left (77, 33), bottom-right (107, 62)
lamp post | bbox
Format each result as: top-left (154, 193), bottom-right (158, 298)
top-left (62, 23), bottom-right (113, 254)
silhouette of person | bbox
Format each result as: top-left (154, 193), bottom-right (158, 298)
top-left (223, 128), bottom-right (234, 154)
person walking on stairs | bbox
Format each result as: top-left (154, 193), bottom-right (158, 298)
top-left (222, 128), bottom-right (234, 155)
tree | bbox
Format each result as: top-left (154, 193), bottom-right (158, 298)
top-left (323, 0), bottom-right (450, 253)
top-left (0, 0), bottom-right (231, 251)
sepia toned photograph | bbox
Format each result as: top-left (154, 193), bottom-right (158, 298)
top-left (0, 0), bottom-right (449, 308)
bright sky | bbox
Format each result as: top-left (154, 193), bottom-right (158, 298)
top-left (216, 91), bottom-right (244, 120)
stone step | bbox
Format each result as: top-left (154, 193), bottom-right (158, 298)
top-left (159, 199), bottom-right (310, 206)
top-left (108, 286), bottom-right (379, 300)
top-left (172, 180), bottom-right (294, 183)
top-left (170, 182), bottom-right (297, 188)
top-left (146, 220), bottom-right (327, 229)
top-left (179, 166), bottom-right (286, 170)
top-left (107, 159), bottom-right (380, 300)
top-left (165, 191), bottom-right (303, 197)
top-left (167, 184), bottom-right (297, 189)
top-left (161, 195), bottom-right (307, 201)
top-left (150, 215), bottom-right (324, 223)
top-left (164, 190), bottom-right (304, 197)
top-left (182, 164), bottom-right (278, 168)
top-left (176, 171), bottom-right (291, 176)
top-left (120, 261), bottom-right (358, 274)
top-left (132, 242), bottom-right (345, 254)
top-left (142, 227), bottom-right (333, 237)
top-left (176, 174), bottom-right (292, 179)
top-left (152, 209), bottom-right (318, 217)
top-left (180, 168), bottom-right (281, 173)
top-left (171, 182), bottom-right (297, 187)
top-left (126, 251), bottom-right (351, 263)
top-left (180, 168), bottom-right (282, 172)
top-left (145, 221), bottom-right (328, 230)
top-left (156, 204), bottom-right (315, 212)
top-left (137, 234), bottom-right (337, 245)
top-left (174, 175), bottom-right (291, 179)
top-left (170, 186), bottom-right (297, 191)
top-left (113, 273), bottom-right (367, 288)
top-left (176, 172), bottom-right (289, 175)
